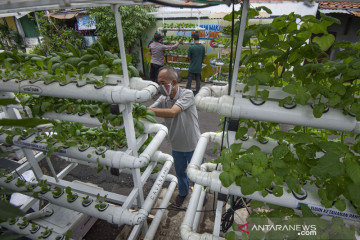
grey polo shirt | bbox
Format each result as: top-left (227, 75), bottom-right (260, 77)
top-left (150, 87), bottom-right (200, 152)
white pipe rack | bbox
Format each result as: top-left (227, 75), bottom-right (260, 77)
top-left (0, 3), bottom-right (170, 240)
top-left (0, 77), bottom-right (158, 104)
top-left (0, 121), bottom-right (167, 169)
top-left (187, 132), bottom-right (360, 221)
top-left (0, 220), bottom-right (73, 240)
top-left (195, 85), bottom-right (360, 133)
top-left (0, 151), bottom-right (173, 226)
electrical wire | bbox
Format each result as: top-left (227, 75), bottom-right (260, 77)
top-left (221, 196), bottom-right (251, 233)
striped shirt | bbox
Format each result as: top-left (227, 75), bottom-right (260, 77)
top-left (150, 41), bottom-right (180, 66)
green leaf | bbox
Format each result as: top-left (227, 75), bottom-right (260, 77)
top-left (225, 231), bottom-right (238, 240)
top-left (272, 144), bottom-right (289, 159)
top-left (259, 90), bottom-right (269, 101)
top-left (292, 132), bottom-right (317, 144)
top-left (272, 185), bottom-right (283, 197)
top-left (313, 103), bottom-right (326, 118)
top-left (230, 143), bottom-right (242, 154)
top-left (251, 200), bottom-right (265, 209)
top-left (294, 91), bottom-right (310, 105)
top-left (334, 199), bottom-right (346, 212)
top-left (300, 203), bottom-right (317, 217)
top-left (236, 127), bottom-right (248, 140)
top-left (344, 155), bottom-right (360, 185)
top-left (0, 118), bottom-right (53, 127)
top-left (285, 175), bottom-right (298, 190)
top-left (317, 141), bottom-right (348, 156)
top-left (240, 176), bottom-right (259, 195)
top-left (219, 171), bottom-right (235, 188)
top-left (310, 153), bottom-right (345, 178)
top-left (0, 200), bottom-right (25, 222)
top-left (0, 98), bottom-right (18, 106)
top-left (313, 34), bottom-right (335, 51)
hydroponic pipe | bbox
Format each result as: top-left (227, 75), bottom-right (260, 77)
top-left (0, 122), bottom-right (167, 169)
top-left (0, 220), bottom-right (73, 240)
top-left (0, 152), bottom-right (173, 226)
top-left (0, 177), bottom-right (140, 225)
top-left (195, 85), bottom-right (360, 133)
top-left (187, 133), bottom-right (360, 222)
top-left (0, 78), bottom-right (158, 103)
top-left (180, 184), bottom-right (224, 240)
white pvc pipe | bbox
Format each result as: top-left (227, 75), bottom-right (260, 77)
top-left (195, 85), bottom-right (360, 133)
top-left (181, 184), bottom-right (224, 240)
top-left (231, 97), bottom-right (360, 133)
top-left (187, 132), bottom-right (360, 222)
top-left (0, 220), bottom-right (73, 240)
top-left (0, 78), bottom-right (158, 103)
top-left (0, 151), bottom-right (174, 227)
top-left (24, 207), bottom-right (54, 221)
top-left (230, 0), bottom-right (249, 97)
top-left (0, 122), bottom-right (167, 169)
top-left (193, 186), bottom-right (206, 232)
top-left (144, 175), bottom-right (178, 240)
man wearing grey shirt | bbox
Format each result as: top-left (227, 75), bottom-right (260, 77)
top-left (148, 66), bottom-right (201, 206)
top-left (149, 32), bottom-right (182, 83)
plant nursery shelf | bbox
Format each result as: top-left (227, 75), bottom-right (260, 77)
top-left (158, 27), bottom-right (205, 32)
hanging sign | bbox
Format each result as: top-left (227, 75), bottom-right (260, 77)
top-left (175, 24), bottom-right (226, 40)
top-left (76, 15), bottom-right (96, 30)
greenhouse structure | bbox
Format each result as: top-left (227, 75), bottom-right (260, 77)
top-left (0, 0), bottom-right (360, 240)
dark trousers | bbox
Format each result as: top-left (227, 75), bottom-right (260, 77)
top-left (186, 72), bottom-right (201, 94)
top-left (150, 63), bottom-right (162, 83)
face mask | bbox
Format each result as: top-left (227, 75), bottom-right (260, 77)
top-left (160, 83), bottom-right (173, 96)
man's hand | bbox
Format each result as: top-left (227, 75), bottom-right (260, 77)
top-left (147, 105), bottom-right (182, 118)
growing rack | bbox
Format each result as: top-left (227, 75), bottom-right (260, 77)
top-left (0, 1), bottom-right (177, 240)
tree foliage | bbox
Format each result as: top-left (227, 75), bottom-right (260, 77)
top-left (87, 5), bottom-right (156, 65)
top-left (33, 11), bottom-right (84, 55)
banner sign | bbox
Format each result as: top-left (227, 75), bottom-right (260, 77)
top-left (76, 15), bottom-right (96, 30)
top-left (176, 24), bottom-right (226, 40)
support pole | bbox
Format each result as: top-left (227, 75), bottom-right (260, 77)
top-left (230, 0), bottom-right (249, 97)
top-left (112, 4), bottom-right (129, 86)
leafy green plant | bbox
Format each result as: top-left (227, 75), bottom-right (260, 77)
top-left (95, 194), bottom-right (108, 211)
top-left (65, 187), bottom-right (78, 203)
top-left (87, 5), bottom-right (156, 66)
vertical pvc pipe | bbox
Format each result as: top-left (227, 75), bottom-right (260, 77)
top-left (182, 184), bottom-right (203, 228)
top-left (112, 4), bottom-right (129, 86)
top-left (143, 181), bottom-right (177, 240)
top-left (230, 0), bottom-right (249, 97)
top-left (213, 200), bottom-right (223, 236)
top-left (192, 187), bottom-right (206, 232)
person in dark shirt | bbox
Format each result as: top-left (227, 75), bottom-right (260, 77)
top-left (186, 32), bottom-right (205, 95)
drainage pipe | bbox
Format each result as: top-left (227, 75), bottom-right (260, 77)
top-left (180, 184), bottom-right (224, 240)
top-left (0, 122), bottom-right (167, 169)
top-left (0, 78), bottom-right (158, 104)
top-left (0, 220), bottom-right (73, 240)
top-left (195, 85), bottom-right (360, 133)
top-left (187, 133), bottom-right (360, 222)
